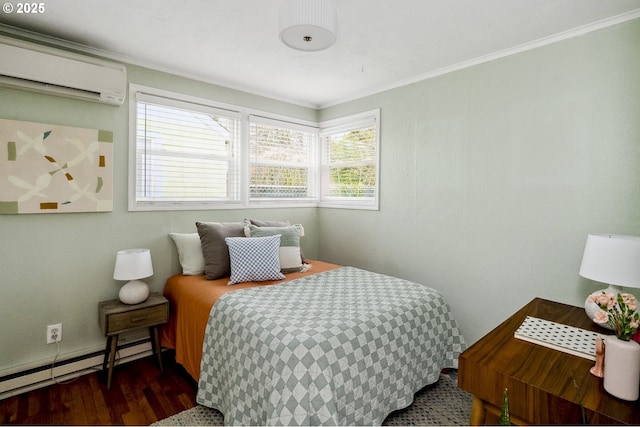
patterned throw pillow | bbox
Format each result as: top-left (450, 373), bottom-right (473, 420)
top-left (225, 235), bottom-right (285, 285)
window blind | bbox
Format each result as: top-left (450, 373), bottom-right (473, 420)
top-left (135, 95), bottom-right (241, 205)
top-left (248, 116), bottom-right (317, 200)
top-left (321, 119), bottom-right (377, 200)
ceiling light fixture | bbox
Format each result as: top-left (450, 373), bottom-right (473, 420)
top-left (279, 0), bottom-right (337, 52)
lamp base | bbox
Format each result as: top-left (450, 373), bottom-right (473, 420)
top-left (119, 280), bottom-right (150, 305)
top-left (584, 285), bottom-right (623, 331)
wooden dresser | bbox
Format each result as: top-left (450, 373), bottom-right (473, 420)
top-left (458, 298), bottom-right (640, 425)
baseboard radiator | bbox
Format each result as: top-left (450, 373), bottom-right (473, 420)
top-left (0, 340), bottom-right (153, 400)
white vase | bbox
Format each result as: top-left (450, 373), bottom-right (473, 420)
top-left (603, 336), bottom-right (640, 401)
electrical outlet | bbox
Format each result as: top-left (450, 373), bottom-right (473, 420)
top-left (47, 323), bottom-right (62, 344)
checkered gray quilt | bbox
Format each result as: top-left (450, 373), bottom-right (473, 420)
top-left (196, 266), bottom-right (466, 426)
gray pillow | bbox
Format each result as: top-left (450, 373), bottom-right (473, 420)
top-left (244, 219), bottom-right (306, 263)
top-left (196, 221), bottom-right (245, 280)
top-left (245, 218), bottom-right (290, 227)
top-left (245, 224), bottom-right (304, 273)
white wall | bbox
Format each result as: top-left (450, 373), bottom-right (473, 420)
top-left (317, 19), bottom-right (640, 345)
top-left (0, 61), bottom-right (319, 375)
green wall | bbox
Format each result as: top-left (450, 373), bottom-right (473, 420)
top-left (318, 19), bottom-right (640, 345)
top-left (1, 18), bottom-right (639, 377)
top-left (0, 63), bottom-right (319, 374)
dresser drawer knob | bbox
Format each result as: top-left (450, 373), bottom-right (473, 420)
top-left (130, 316), bottom-right (147, 323)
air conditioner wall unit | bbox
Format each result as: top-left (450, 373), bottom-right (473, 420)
top-left (0, 36), bottom-right (126, 106)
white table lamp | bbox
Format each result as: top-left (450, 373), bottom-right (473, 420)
top-left (113, 248), bottom-right (153, 304)
top-left (579, 234), bottom-right (640, 326)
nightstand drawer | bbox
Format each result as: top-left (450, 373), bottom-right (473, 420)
top-left (105, 304), bottom-right (167, 335)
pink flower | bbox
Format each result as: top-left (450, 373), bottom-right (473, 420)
top-left (593, 310), bottom-right (609, 324)
top-left (605, 294), bottom-right (617, 308)
top-left (590, 291), bottom-right (615, 307)
top-left (590, 291), bottom-right (640, 341)
top-left (621, 293), bottom-right (638, 311)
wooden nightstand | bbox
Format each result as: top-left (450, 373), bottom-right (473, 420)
top-left (458, 298), bottom-right (640, 425)
top-left (98, 292), bottom-right (169, 389)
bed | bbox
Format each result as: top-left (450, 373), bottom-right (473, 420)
top-left (160, 260), bottom-right (466, 426)
top-left (159, 260), bottom-right (341, 381)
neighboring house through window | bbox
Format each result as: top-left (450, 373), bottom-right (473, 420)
top-left (132, 90), bottom-right (241, 210)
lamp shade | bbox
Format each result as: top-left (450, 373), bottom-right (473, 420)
top-left (279, 0), bottom-right (336, 52)
top-left (579, 234), bottom-right (640, 288)
top-left (113, 248), bottom-right (153, 281)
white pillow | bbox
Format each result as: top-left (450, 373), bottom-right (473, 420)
top-left (169, 232), bottom-right (206, 275)
top-left (225, 235), bottom-right (285, 285)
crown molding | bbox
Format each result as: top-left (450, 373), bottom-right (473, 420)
top-left (320, 10), bottom-right (640, 108)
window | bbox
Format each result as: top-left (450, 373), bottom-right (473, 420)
top-left (129, 85), bottom-right (379, 211)
top-left (249, 116), bottom-right (317, 202)
top-left (131, 89), bottom-right (241, 210)
top-left (320, 110), bottom-right (380, 210)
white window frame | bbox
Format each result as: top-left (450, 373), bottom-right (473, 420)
top-left (128, 84), bottom-right (322, 211)
top-left (129, 84), bottom-right (245, 211)
top-left (319, 109), bottom-right (380, 210)
top-left (246, 114), bottom-right (318, 207)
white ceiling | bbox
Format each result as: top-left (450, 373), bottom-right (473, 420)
top-left (1, 0), bottom-right (640, 108)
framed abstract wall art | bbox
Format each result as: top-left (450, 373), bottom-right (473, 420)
top-left (0, 119), bottom-right (113, 214)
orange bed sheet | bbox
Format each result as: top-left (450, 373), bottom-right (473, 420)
top-left (159, 260), bottom-right (341, 380)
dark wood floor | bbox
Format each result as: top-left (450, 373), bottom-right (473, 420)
top-left (0, 351), bottom-right (197, 425)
